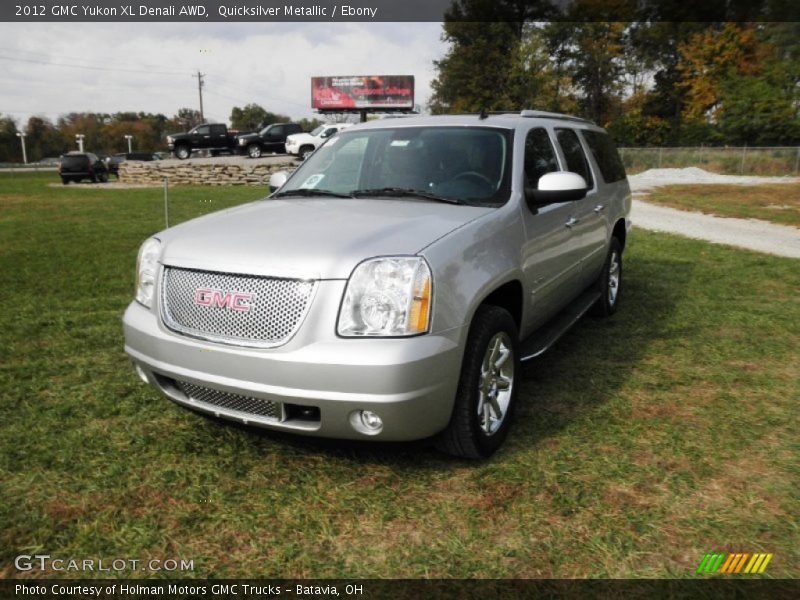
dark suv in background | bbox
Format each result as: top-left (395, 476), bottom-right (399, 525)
top-left (59, 152), bottom-right (109, 184)
top-left (235, 122), bottom-right (303, 158)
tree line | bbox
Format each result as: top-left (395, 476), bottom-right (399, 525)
top-left (430, 6), bottom-right (800, 146)
top-left (0, 104), bottom-right (322, 163)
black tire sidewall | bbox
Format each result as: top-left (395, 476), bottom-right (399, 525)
top-left (594, 237), bottom-right (623, 317)
top-left (444, 305), bottom-right (520, 458)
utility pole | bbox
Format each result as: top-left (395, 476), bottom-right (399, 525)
top-left (193, 71), bottom-right (205, 123)
top-left (75, 134), bottom-right (85, 153)
top-left (16, 132), bottom-right (27, 164)
top-left (124, 135), bottom-right (133, 153)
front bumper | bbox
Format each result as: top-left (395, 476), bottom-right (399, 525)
top-left (285, 142), bottom-right (299, 155)
top-left (122, 283), bottom-right (464, 441)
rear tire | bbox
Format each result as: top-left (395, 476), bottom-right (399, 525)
top-left (61, 177), bottom-right (69, 185)
top-left (248, 144), bottom-right (262, 159)
top-left (591, 237), bottom-right (623, 317)
top-left (99, 172), bottom-right (108, 183)
top-left (436, 305), bottom-right (520, 459)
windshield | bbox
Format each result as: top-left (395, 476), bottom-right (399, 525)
top-left (278, 126), bottom-right (513, 206)
top-left (310, 125), bottom-right (325, 136)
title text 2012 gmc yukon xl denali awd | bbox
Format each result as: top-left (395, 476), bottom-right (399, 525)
top-left (123, 111), bottom-right (631, 458)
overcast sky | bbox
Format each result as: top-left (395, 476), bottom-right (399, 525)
top-left (0, 22), bottom-right (447, 126)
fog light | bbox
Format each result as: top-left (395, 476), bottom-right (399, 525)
top-left (360, 411), bottom-right (383, 431)
top-left (134, 364), bottom-right (149, 384)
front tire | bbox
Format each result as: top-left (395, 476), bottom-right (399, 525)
top-left (175, 145), bottom-right (190, 160)
top-left (299, 145), bottom-right (314, 160)
top-left (436, 305), bottom-right (520, 459)
top-left (248, 144), bottom-right (262, 159)
top-left (592, 237), bottom-right (623, 317)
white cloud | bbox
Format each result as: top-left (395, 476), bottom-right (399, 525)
top-left (0, 22), bottom-right (446, 126)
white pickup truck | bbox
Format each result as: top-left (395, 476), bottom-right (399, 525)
top-left (285, 123), bottom-right (353, 159)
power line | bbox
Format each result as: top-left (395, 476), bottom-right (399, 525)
top-left (0, 45), bottom-right (189, 74)
top-left (0, 54), bottom-right (187, 76)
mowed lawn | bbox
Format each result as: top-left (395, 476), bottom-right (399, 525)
top-left (644, 183), bottom-right (800, 227)
top-left (0, 172), bottom-right (797, 579)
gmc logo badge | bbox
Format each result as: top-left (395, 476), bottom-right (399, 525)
top-left (194, 288), bottom-right (253, 313)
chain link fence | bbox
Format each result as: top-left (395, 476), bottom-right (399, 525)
top-left (618, 146), bottom-right (800, 176)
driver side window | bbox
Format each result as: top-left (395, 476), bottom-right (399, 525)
top-left (524, 128), bottom-right (559, 188)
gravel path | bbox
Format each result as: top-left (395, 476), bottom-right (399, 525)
top-left (628, 168), bottom-right (800, 259)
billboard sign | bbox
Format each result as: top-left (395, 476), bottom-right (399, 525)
top-left (312, 75), bottom-right (414, 110)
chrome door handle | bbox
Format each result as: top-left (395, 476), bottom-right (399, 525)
top-left (565, 217), bottom-right (579, 228)
top-left (593, 204), bottom-right (605, 213)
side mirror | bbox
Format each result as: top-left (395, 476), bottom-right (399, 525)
top-left (526, 171), bottom-right (588, 207)
top-left (268, 171), bottom-right (289, 193)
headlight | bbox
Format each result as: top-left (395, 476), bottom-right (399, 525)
top-left (238, 138), bottom-right (247, 145)
top-left (338, 257), bottom-right (432, 337)
top-left (166, 136), bottom-right (173, 144)
top-left (135, 238), bottom-right (161, 308)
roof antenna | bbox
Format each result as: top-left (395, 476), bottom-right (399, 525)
top-left (479, 107), bottom-right (488, 120)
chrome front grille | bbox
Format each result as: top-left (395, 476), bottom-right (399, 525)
top-left (161, 267), bottom-right (315, 347)
top-left (177, 380), bottom-right (281, 421)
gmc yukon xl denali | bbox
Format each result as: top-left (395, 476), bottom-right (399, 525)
top-left (123, 111), bottom-right (631, 458)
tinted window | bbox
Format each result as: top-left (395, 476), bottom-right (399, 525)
top-left (271, 125), bottom-right (285, 136)
top-left (210, 124), bottom-right (226, 135)
top-left (61, 154), bottom-right (89, 168)
top-left (582, 130), bottom-right (626, 183)
top-left (194, 125), bottom-right (210, 135)
top-left (524, 128), bottom-right (559, 188)
top-left (556, 128), bottom-right (593, 188)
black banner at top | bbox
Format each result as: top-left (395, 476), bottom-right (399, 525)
top-left (2, 0), bottom-right (800, 22)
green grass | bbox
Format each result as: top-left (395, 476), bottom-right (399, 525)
top-left (644, 183), bottom-right (800, 227)
top-left (1, 172), bottom-right (798, 579)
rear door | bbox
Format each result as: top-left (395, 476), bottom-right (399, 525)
top-left (210, 124), bottom-right (228, 147)
top-left (554, 127), bottom-right (607, 288)
top-left (519, 127), bottom-right (584, 331)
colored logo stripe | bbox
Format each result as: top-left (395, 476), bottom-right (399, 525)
top-left (698, 553), bottom-right (772, 574)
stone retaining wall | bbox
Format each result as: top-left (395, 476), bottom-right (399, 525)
top-left (118, 158), bottom-right (296, 186)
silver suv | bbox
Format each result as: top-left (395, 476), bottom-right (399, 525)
top-left (123, 111), bottom-right (631, 458)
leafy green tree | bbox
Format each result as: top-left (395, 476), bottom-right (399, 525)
top-left (0, 115), bottom-right (20, 162)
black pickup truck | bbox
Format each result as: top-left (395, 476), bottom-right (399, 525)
top-left (235, 122), bottom-right (303, 158)
top-left (166, 124), bottom-right (240, 159)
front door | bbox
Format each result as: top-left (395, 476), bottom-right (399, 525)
top-left (519, 127), bottom-right (584, 333)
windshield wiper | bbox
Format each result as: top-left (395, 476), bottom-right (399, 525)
top-left (351, 187), bottom-right (465, 205)
top-left (272, 188), bottom-right (353, 199)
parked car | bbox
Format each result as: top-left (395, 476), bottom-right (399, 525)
top-left (106, 152), bottom-right (161, 178)
top-left (123, 111), bottom-right (631, 458)
top-left (167, 123), bottom-right (238, 159)
top-left (235, 122), bottom-right (303, 158)
top-left (59, 152), bottom-right (109, 184)
top-left (285, 123), bottom-right (353, 159)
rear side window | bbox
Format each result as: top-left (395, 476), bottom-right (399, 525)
top-left (210, 124), bottom-right (226, 135)
top-left (556, 128), bottom-right (593, 188)
top-left (524, 128), bottom-right (559, 188)
top-left (582, 130), bottom-right (626, 183)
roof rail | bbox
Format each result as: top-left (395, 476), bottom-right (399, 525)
top-left (519, 110), bottom-right (595, 125)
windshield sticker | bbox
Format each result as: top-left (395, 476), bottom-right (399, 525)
top-left (390, 140), bottom-right (410, 147)
top-left (300, 174), bottom-right (325, 189)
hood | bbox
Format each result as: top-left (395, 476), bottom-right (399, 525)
top-left (158, 198), bottom-right (493, 279)
top-left (236, 133), bottom-right (259, 141)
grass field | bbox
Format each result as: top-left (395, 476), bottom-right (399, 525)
top-left (644, 183), bottom-right (800, 227)
top-left (1, 172), bottom-right (797, 579)
top-left (620, 147), bottom-right (800, 176)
